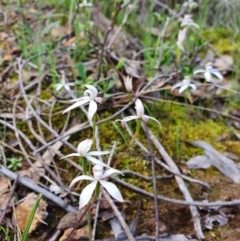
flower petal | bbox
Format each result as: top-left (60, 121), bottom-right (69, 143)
top-left (210, 70), bottom-right (223, 80)
top-left (88, 151), bottom-right (110, 156)
top-left (69, 96), bottom-right (90, 102)
top-left (189, 84), bottom-right (197, 90)
top-left (204, 71), bottom-right (212, 82)
top-left (178, 84), bottom-right (188, 93)
top-left (102, 168), bottom-right (123, 179)
top-left (94, 97), bottom-right (102, 104)
top-left (55, 84), bottom-right (63, 91)
top-left (135, 99), bottom-right (144, 117)
top-left (193, 69), bottom-right (205, 75)
top-left (85, 155), bottom-right (110, 168)
top-left (100, 180), bottom-right (124, 202)
top-left (62, 99), bottom-right (90, 113)
top-left (88, 100), bottom-right (97, 122)
top-left (121, 116), bottom-right (139, 122)
top-left (60, 153), bottom-right (80, 159)
top-left (79, 181), bottom-right (98, 209)
top-left (143, 115), bottom-right (161, 126)
top-left (77, 139), bottom-right (92, 156)
top-left (70, 175), bottom-right (95, 187)
top-left (64, 85), bottom-right (71, 91)
top-left (188, 22), bottom-right (199, 29)
top-left (171, 82), bottom-right (184, 91)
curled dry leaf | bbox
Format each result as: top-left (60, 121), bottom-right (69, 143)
top-left (214, 55), bottom-right (233, 74)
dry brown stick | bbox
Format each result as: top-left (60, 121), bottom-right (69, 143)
top-left (25, 100), bottom-right (65, 189)
top-left (12, 92), bottom-right (35, 169)
top-left (146, 128), bottom-right (205, 240)
top-left (34, 102), bottom-right (132, 154)
top-left (0, 165), bottom-right (76, 213)
top-left (16, 58), bottom-right (77, 153)
top-left (142, 122), bottom-right (159, 240)
top-left (111, 176), bottom-right (240, 207)
top-left (103, 189), bottom-right (135, 241)
top-left (0, 175), bottom-right (19, 226)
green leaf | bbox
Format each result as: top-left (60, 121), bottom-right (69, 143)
top-left (77, 62), bottom-right (87, 82)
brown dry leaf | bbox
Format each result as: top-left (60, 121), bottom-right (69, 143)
top-left (3, 47), bottom-right (21, 62)
top-left (14, 193), bottom-right (48, 233)
top-left (59, 225), bottom-right (89, 241)
top-left (0, 32), bottom-right (8, 41)
top-left (214, 55), bottom-right (233, 74)
top-left (50, 25), bottom-right (72, 41)
top-left (0, 176), bottom-right (9, 193)
top-left (0, 176), bottom-right (14, 210)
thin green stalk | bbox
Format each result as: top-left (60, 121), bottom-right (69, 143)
top-left (80, 157), bottom-right (87, 175)
top-left (0, 226), bottom-right (10, 241)
top-left (21, 194), bottom-right (42, 241)
top-left (135, 118), bottom-right (142, 137)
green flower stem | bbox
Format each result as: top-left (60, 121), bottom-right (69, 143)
top-left (87, 210), bottom-right (92, 241)
top-left (135, 118), bottom-right (142, 137)
top-left (176, 47), bottom-right (181, 65)
top-left (92, 116), bottom-right (96, 140)
top-left (95, 182), bottom-right (100, 197)
top-left (80, 157), bottom-right (87, 175)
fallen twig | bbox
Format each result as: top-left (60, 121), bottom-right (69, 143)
top-left (0, 165), bottom-right (76, 213)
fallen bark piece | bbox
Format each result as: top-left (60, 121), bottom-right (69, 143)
top-left (188, 140), bottom-right (240, 184)
top-left (59, 225), bottom-right (89, 241)
top-left (14, 192), bottom-right (48, 233)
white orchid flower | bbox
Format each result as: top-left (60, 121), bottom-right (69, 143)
top-left (183, 0), bottom-right (198, 10)
top-left (70, 165), bottom-right (124, 209)
top-left (177, 28), bottom-right (188, 51)
top-left (172, 76), bottom-right (197, 94)
top-left (115, 99), bottom-right (161, 128)
top-left (193, 62), bottom-right (223, 83)
top-left (63, 85), bottom-right (102, 122)
top-left (181, 14), bottom-right (199, 29)
top-left (54, 71), bottom-right (74, 92)
top-left (123, 75), bottom-right (133, 92)
top-left (61, 139), bottom-right (110, 168)
top-left (79, 0), bottom-right (93, 7)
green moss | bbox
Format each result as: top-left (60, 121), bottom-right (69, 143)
top-left (202, 28), bottom-right (240, 54)
top-left (149, 102), bottom-right (230, 160)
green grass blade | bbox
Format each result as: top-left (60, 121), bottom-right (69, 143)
top-left (21, 194), bottom-right (42, 241)
top-left (0, 226), bottom-right (10, 241)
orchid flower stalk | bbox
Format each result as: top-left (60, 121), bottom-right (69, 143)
top-left (115, 99), bottom-right (161, 136)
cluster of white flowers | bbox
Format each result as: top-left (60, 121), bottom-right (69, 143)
top-left (172, 62), bottom-right (223, 94)
top-left (61, 78), bottom-right (162, 209)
